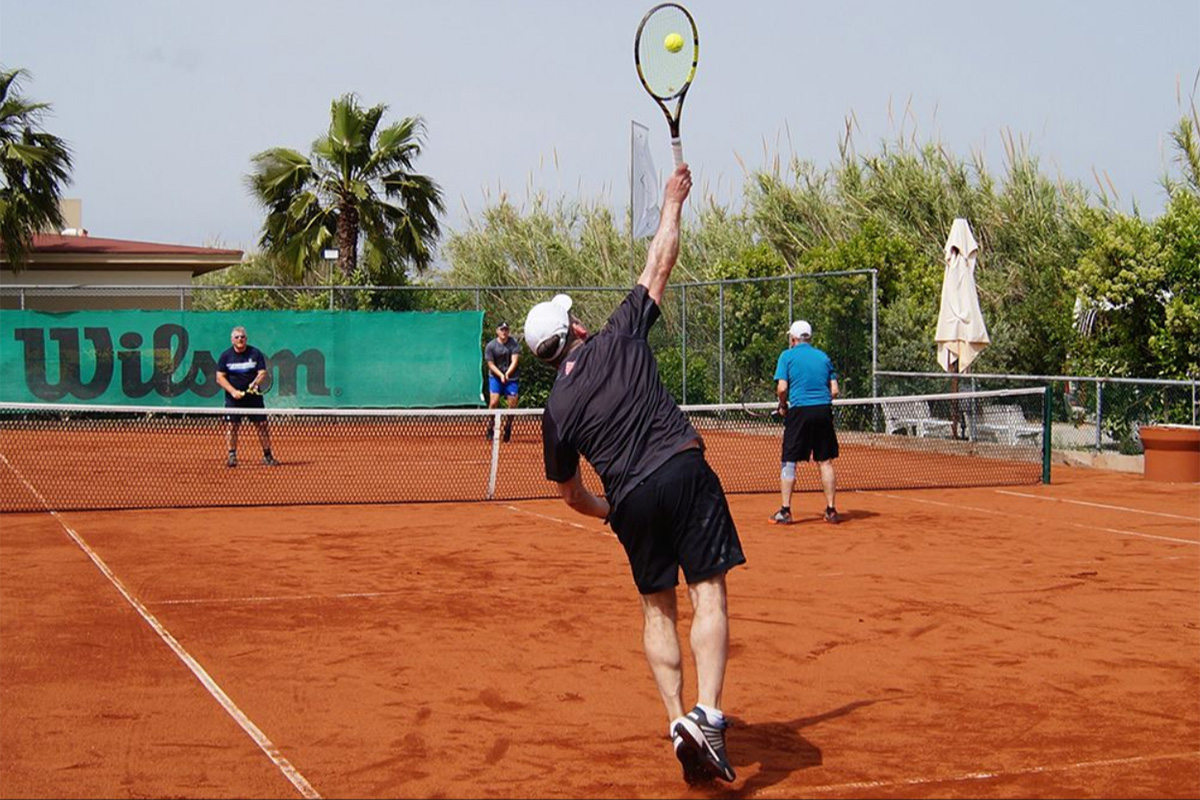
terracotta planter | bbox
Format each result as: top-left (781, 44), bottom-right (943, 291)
top-left (1139, 424), bottom-right (1200, 483)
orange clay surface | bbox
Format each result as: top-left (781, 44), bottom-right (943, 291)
top-left (1, 466), bottom-right (1197, 799)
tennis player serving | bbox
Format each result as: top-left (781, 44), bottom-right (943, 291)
top-left (523, 163), bottom-right (743, 786)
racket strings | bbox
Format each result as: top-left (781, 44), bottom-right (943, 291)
top-left (636, 7), bottom-right (696, 99)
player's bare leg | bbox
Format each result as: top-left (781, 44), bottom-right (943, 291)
top-left (503, 393), bottom-right (518, 441)
top-left (485, 392), bottom-right (501, 439)
top-left (818, 460), bottom-right (839, 522)
top-left (686, 574), bottom-right (729, 710)
top-left (640, 587), bottom-right (686, 724)
top-left (226, 420), bottom-right (241, 467)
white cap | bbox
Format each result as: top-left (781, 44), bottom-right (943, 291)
top-left (789, 320), bottom-right (812, 339)
top-left (524, 293), bottom-right (574, 360)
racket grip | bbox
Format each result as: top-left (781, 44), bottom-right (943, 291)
top-left (671, 137), bottom-right (683, 167)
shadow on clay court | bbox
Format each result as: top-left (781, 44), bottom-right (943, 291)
top-left (714, 699), bottom-right (885, 796)
top-left (768, 508), bottom-right (881, 525)
top-left (833, 508), bottom-right (880, 523)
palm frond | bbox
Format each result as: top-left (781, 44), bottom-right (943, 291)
top-left (0, 67), bottom-right (72, 271)
top-left (246, 92), bottom-right (445, 278)
top-left (247, 148), bottom-right (313, 207)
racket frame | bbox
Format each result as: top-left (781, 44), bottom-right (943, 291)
top-left (634, 2), bottom-right (699, 166)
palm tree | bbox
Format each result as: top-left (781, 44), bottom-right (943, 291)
top-left (247, 93), bottom-right (445, 281)
top-left (0, 68), bottom-right (73, 272)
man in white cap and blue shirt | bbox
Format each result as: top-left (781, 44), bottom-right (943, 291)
top-left (522, 163), bottom-right (744, 786)
top-left (771, 319), bottom-right (841, 525)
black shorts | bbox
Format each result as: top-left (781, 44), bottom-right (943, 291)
top-left (224, 393), bottom-right (266, 423)
top-left (609, 448), bottom-right (746, 595)
top-left (782, 404), bottom-right (839, 463)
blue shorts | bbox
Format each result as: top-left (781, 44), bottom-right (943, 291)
top-left (488, 376), bottom-right (519, 397)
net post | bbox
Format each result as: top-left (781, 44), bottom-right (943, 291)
top-left (1042, 384), bottom-right (1053, 484)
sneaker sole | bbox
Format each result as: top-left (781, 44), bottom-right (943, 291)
top-left (672, 717), bottom-right (736, 783)
top-left (768, 517), bottom-right (794, 525)
top-left (673, 735), bottom-right (709, 785)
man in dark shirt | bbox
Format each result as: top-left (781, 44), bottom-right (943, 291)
top-left (215, 326), bottom-right (279, 468)
top-left (483, 321), bottom-right (521, 442)
top-left (522, 164), bottom-right (744, 786)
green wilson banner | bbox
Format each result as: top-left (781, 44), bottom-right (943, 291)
top-left (0, 310), bottom-right (486, 408)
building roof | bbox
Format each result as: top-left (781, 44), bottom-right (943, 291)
top-left (1, 234), bottom-right (244, 278)
top-left (30, 234), bottom-right (242, 257)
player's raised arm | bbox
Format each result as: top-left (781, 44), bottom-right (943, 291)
top-left (638, 162), bottom-right (692, 304)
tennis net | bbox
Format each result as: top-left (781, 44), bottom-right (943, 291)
top-left (0, 388), bottom-right (1048, 512)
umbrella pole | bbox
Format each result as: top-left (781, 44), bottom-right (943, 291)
top-left (950, 359), bottom-right (960, 439)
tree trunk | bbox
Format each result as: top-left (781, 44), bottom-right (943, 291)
top-left (336, 200), bottom-right (359, 277)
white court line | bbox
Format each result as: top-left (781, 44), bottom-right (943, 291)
top-left (504, 504), bottom-right (616, 537)
top-left (755, 750), bottom-right (1200, 796)
top-left (0, 453), bottom-right (320, 800)
top-left (153, 591), bottom-right (407, 606)
top-left (995, 490), bottom-right (1200, 521)
top-left (869, 491), bottom-right (1199, 546)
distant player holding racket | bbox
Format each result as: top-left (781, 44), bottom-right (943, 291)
top-left (483, 321), bottom-right (521, 442)
top-left (770, 320), bottom-right (840, 525)
top-left (215, 325), bottom-right (279, 468)
top-left (523, 163), bottom-right (743, 786)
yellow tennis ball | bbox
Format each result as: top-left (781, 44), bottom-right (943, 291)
top-left (664, 32), bottom-right (684, 53)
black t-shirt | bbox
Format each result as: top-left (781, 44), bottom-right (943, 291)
top-left (217, 345), bottom-right (267, 392)
top-left (542, 284), bottom-right (699, 508)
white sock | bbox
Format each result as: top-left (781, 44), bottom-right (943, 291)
top-left (695, 703), bottom-right (724, 724)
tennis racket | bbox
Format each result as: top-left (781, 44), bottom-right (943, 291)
top-left (634, 3), bottom-right (699, 167)
top-left (739, 384), bottom-right (786, 421)
top-left (244, 384), bottom-right (266, 396)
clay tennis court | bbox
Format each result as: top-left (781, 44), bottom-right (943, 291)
top-left (1, 464), bottom-right (1197, 799)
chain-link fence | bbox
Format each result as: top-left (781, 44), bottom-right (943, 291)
top-left (7, 280), bottom-right (1189, 451)
top-left (2, 272), bottom-right (879, 408)
top-left (875, 371), bottom-right (1199, 455)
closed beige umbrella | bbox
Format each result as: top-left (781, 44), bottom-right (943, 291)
top-left (936, 218), bottom-right (989, 438)
top-left (936, 218), bottom-right (990, 372)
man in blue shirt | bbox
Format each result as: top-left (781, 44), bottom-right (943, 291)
top-left (770, 320), bottom-right (840, 525)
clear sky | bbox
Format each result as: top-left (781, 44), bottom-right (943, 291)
top-left (2, 0), bottom-right (1198, 255)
